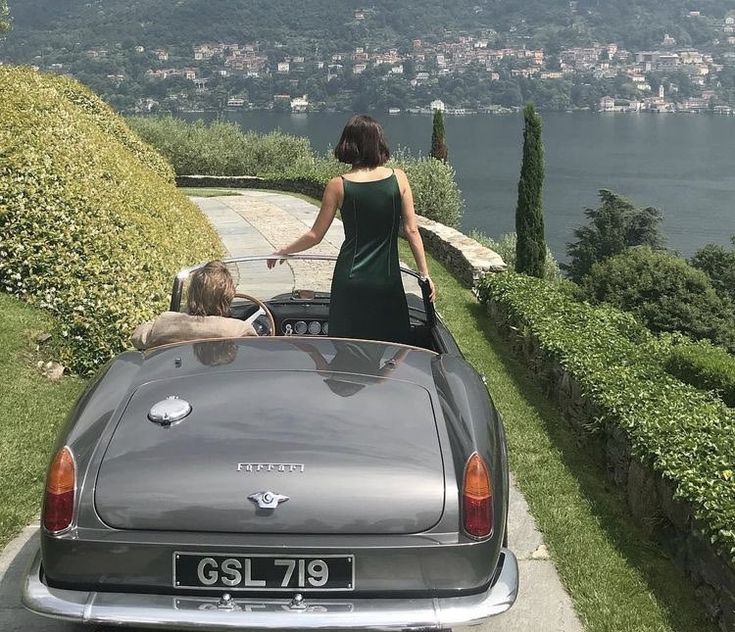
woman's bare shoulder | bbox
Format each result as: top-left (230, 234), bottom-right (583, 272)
top-left (393, 167), bottom-right (408, 181)
top-left (327, 175), bottom-right (344, 188)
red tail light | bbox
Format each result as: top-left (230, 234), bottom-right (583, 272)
top-left (462, 452), bottom-right (493, 539)
top-left (43, 447), bottom-right (76, 533)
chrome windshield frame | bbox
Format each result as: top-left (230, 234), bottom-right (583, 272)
top-left (169, 254), bottom-right (436, 328)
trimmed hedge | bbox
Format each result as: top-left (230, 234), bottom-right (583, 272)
top-left (0, 67), bottom-right (222, 373)
top-left (476, 272), bottom-right (735, 561)
top-left (128, 116), bottom-right (313, 177)
top-left (130, 117), bottom-right (464, 228)
top-left (666, 340), bottom-right (735, 408)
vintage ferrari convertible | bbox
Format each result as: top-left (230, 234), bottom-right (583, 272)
top-left (22, 255), bottom-right (518, 631)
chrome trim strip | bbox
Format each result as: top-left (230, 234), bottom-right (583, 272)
top-left (23, 549), bottom-right (518, 630)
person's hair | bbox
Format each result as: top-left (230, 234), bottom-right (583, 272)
top-left (186, 261), bottom-right (236, 317)
top-left (334, 114), bottom-right (390, 168)
top-left (193, 340), bottom-right (238, 366)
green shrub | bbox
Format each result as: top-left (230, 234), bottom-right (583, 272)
top-left (690, 238), bottom-right (735, 304)
top-left (57, 79), bottom-right (175, 181)
top-left (476, 272), bottom-right (735, 560)
top-left (129, 117), bottom-right (465, 228)
top-left (581, 246), bottom-right (735, 351)
top-left (392, 153), bottom-right (463, 227)
top-left (128, 116), bottom-right (314, 176)
top-left (470, 230), bottom-right (561, 283)
top-left (0, 67), bottom-right (222, 373)
top-left (666, 340), bottom-right (735, 407)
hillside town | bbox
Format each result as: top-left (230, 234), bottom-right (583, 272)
top-left (22, 9), bottom-right (735, 114)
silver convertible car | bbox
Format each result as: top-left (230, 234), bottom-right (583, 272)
top-left (22, 255), bottom-right (518, 631)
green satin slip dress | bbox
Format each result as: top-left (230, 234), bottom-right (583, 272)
top-left (328, 171), bottom-right (411, 344)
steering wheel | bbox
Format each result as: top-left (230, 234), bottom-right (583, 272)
top-left (234, 293), bottom-right (277, 337)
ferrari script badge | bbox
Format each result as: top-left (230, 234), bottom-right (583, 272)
top-left (248, 491), bottom-right (290, 510)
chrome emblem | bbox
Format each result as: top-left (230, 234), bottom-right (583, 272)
top-left (237, 463), bottom-right (305, 473)
top-left (248, 491), bottom-right (290, 510)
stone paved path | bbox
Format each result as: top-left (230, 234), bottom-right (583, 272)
top-left (0, 190), bottom-right (584, 632)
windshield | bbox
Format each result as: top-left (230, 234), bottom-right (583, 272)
top-left (171, 255), bottom-right (430, 321)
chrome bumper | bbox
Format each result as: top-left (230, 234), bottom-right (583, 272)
top-left (22, 549), bottom-right (518, 631)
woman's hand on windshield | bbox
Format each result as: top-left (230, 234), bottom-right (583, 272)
top-left (266, 252), bottom-right (286, 269)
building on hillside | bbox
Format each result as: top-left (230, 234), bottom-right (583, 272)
top-left (290, 95), bottom-right (309, 113)
top-left (430, 99), bottom-right (445, 112)
top-left (388, 107), bottom-right (401, 114)
top-left (662, 33), bottom-right (677, 46)
top-left (227, 97), bottom-right (246, 107)
top-left (599, 96), bottom-right (640, 112)
top-left (353, 63), bottom-right (367, 74)
top-left (277, 62), bottom-right (290, 73)
top-left (153, 49), bottom-right (169, 61)
top-left (194, 45), bottom-right (216, 61)
top-left (680, 97), bottom-right (710, 112)
top-left (134, 45), bottom-right (145, 53)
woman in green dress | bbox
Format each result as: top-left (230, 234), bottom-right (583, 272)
top-left (268, 115), bottom-right (435, 344)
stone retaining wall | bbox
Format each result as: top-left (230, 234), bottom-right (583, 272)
top-left (178, 174), bottom-right (507, 283)
top-left (485, 298), bottom-right (735, 632)
top-left (415, 216), bottom-right (506, 285)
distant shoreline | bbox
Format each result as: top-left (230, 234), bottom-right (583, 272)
top-left (172, 107), bottom-right (735, 117)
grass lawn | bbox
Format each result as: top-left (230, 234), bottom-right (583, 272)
top-left (398, 240), bottom-right (716, 632)
top-left (180, 186), bottom-right (321, 207)
top-left (0, 294), bottom-right (85, 550)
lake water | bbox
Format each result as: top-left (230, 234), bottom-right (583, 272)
top-left (206, 111), bottom-right (735, 259)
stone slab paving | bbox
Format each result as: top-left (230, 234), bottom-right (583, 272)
top-left (0, 190), bottom-right (583, 631)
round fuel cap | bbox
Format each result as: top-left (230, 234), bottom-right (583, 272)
top-left (148, 396), bottom-right (192, 426)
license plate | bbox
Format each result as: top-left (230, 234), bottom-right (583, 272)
top-left (173, 552), bottom-right (354, 591)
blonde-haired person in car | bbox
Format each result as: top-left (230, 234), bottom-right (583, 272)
top-left (131, 261), bottom-right (257, 350)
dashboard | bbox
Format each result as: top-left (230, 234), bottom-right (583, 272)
top-left (234, 293), bottom-right (429, 339)
top-left (281, 318), bottom-right (329, 336)
top-left (235, 299), bottom-right (331, 337)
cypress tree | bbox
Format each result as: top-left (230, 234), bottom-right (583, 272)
top-left (515, 103), bottom-right (546, 278)
top-left (0, 0), bottom-right (9, 33)
top-left (430, 109), bottom-right (448, 162)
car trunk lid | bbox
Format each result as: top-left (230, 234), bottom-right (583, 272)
top-left (94, 369), bottom-right (445, 534)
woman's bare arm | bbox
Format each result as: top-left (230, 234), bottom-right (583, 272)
top-left (267, 177), bottom-right (342, 268)
top-left (395, 168), bottom-right (436, 302)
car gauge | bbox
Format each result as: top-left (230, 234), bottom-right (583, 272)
top-left (294, 320), bottom-right (308, 335)
top-left (308, 320), bottom-right (322, 335)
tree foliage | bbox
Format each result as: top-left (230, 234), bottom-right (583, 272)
top-left (581, 247), bottom-right (735, 351)
top-left (515, 103), bottom-right (546, 278)
top-left (430, 109), bottom-right (448, 163)
top-left (690, 237), bottom-right (735, 304)
top-left (563, 189), bottom-right (664, 282)
top-left (0, 0), bottom-right (9, 33)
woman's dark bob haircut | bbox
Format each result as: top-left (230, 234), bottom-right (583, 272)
top-left (334, 114), bottom-right (390, 168)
